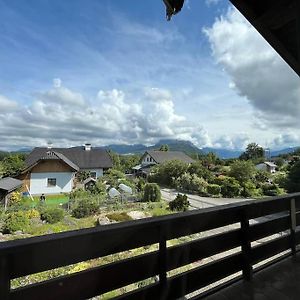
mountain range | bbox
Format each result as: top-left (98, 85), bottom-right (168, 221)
top-left (1, 140), bottom-right (299, 159)
top-left (105, 139), bottom-right (300, 159)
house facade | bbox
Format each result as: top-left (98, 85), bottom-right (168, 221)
top-left (255, 161), bottom-right (277, 173)
top-left (19, 144), bottom-right (112, 195)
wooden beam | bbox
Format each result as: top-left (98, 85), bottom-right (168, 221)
top-left (230, 0), bottom-right (300, 77)
top-left (256, 2), bottom-right (296, 30)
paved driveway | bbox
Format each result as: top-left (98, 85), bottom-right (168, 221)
top-left (161, 188), bottom-right (252, 209)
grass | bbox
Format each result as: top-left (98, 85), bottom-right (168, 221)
top-left (23, 194), bottom-right (69, 209)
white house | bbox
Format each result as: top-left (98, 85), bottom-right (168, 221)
top-left (19, 144), bottom-right (112, 195)
top-left (255, 161), bottom-right (277, 173)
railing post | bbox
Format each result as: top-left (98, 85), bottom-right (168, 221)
top-left (0, 255), bottom-right (10, 300)
top-left (241, 215), bottom-right (253, 281)
top-left (159, 227), bottom-right (167, 299)
top-left (290, 198), bottom-right (297, 256)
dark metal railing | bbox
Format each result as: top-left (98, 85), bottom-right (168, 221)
top-left (1, 193), bottom-right (300, 300)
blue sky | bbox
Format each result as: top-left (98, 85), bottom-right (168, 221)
top-left (0, 0), bottom-right (299, 150)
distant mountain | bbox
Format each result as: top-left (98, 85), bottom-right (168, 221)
top-left (106, 140), bottom-right (300, 159)
top-left (270, 147), bottom-right (300, 157)
top-left (106, 139), bottom-right (201, 156)
top-left (106, 139), bottom-right (243, 159)
top-left (1, 141), bottom-right (298, 160)
top-left (201, 147), bottom-right (243, 159)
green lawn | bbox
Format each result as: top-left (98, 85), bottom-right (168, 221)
top-left (24, 194), bottom-right (69, 208)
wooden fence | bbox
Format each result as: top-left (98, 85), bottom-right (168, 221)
top-left (1, 193), bottom-right (300, 300)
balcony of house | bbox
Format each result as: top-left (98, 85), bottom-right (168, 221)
top-left (1, 193), bottom-right (300, 300)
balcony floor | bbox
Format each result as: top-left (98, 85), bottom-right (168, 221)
top-left (204, 253), bottom-right (300, 300)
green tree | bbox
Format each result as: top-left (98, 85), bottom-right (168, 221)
top-left (76, 171), bottom-right (91, 183)
top-left (215, 176), bottom-right (242, 198)
top-left (287, 161), bottom-right (300, 192)
top-left (108, 150), bottom-right (121, 170)
top-left (119, 154), bottom-right (140, 173)
top-left (188, 162), bottom-right (213, 182)
top-left (1, 154), bottom-right (26, 177)
top-left (159, 144), bottom-right (169, 151)
top-left (175, 173), bottom-right (208, 194)
top-left (229, 160), bottom-right (256, 184)
top-left (240, 143), bottom-right (264, 161)
top-left (149, 160), bottom-right (188, 186)
top-left (102, 169), bottom-right (126, 187)
top-left (169, 194), bottom-right (189, 211)
top-left (143, 183), bottom-right (161, 202)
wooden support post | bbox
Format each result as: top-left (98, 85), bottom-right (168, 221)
top-left (0, 256), bottom-right (10, 300)
top-left (297, 0), bottom-right (300, 65)
top-left (241, 216), bottom-right (253, 281)
top-left (159, 227), bottom-right (167, 299)
top-left (290, 198), bottom-right (297, 255)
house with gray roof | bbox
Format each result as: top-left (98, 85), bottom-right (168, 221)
top-left (133, 150), bottom-right (194, 177)
top-left (255, 161), bottom-right (277, 173)
top-left (19, 144), bottom-right (112, 195)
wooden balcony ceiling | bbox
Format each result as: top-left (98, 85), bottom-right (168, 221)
top-left (230, 0), bottom-right (300, 76)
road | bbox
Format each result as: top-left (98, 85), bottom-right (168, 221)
top-left (161, 188), bottom-right (252, 210)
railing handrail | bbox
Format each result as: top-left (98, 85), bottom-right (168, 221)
top-left (1, 192), bottom-right (300, 300)
top-left (1, 192), bottom-right (299, 253)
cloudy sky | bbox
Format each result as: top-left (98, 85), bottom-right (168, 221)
top-left (0, 0), bottom-right (299, 151)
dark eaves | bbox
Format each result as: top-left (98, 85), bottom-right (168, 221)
top-left (163, 0), bottom-right (185, 21)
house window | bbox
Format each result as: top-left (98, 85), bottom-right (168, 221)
top-left (47, 178), bottom-right (56, 187)
top-left (90, 172), bottom-right (97, 179)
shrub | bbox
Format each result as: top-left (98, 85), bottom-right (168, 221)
top-left (143, 183), bottom-right (161, 202)
top-left (261, 183), bottom-right (283, 196)
top-left (106, 212), bottom-right (132, 222)
top-left (41, 208), bottom-right (64, 224)
top-left (241, 181), bottom-right (262, 198)
top-left (71, 199), bottom-right (99, 218)
top-left (3, 211), bottom-right (29, 233)
top-left (25, 209), bottom-right (40, 219)
top-left (207, 184), bottom-right (221, 196)
top-left (69, 188), bottom-right (90, 201)
top-left (148, 160), bottom-right (189, 186)
top-left (169, 194), bottom-right (189, 212)
top-left (175, 173), bottom-right (208, 194)
top-left (136, 178), bottom-right (146, 192)
top-left (215, 176), bottom-right (242, 198)
top-left (9, 191), bottom-right (22, 206)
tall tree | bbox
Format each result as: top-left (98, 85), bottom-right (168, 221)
top-left (1, 154), bottom-right (26, 177)
top-left (287, 161), bottom-right (300, 192)
top-left (159, 144), bottom-right (169, 152)
top-left (240, 143), bottom-right (264, 161)
top-left (229, 160), bottom-right (256, 184)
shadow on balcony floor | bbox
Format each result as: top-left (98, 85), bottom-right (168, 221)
top-left (204, 253), bottom-right (300, 300)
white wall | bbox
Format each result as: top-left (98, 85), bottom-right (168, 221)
top-left (256, 163), bottom-right (267, 171)
top-left (142, 154), bottom-right (155, 165)
top-left (30, 172), bottom-right (75, 195)
top-left (82, 169), bottom-right (103, 179)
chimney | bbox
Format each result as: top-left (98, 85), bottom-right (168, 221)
top-left (84, 143), bottom-right (92, 151)
top-left (47, 142), bottom-right (53, 149)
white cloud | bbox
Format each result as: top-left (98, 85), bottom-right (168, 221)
top-left (204, 8), bottom-right (300, 129)
top-left (205, 0), bottom-right (222, 7)
top-left (0, 95), bottom-right (18, 113)
top-left (37, 80), bottom-right (85, 106)
top-left (271, 133), bottom-right (300, 149)
top-left (53, 78), bottom-right (62, 88)
top-left (0, 84), bottom-right (213, 149)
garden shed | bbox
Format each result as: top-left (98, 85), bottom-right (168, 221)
top-left (0, 177), bottom-right (23, 209)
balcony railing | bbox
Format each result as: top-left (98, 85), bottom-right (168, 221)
top-left (1, 193), bottom-right (300, 300)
